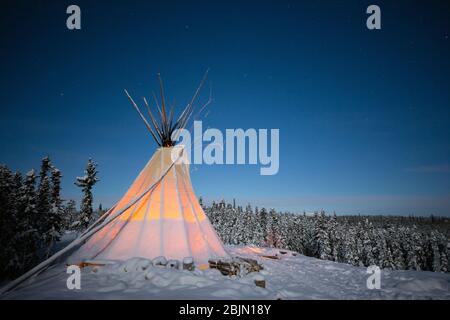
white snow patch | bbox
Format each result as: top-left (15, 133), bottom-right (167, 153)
top-left (3, 245), bottom-right (450, 300)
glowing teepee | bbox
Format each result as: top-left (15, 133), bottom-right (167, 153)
top-left (70, 71), bottom-right (229, 265)
top-left (69, 146), bottom-right (229, 264)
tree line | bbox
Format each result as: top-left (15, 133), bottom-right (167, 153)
top-left (0, 157), bottom-right (99, 280)
top-left (203, 199), bottom-right (450, 273)
top-left (1, 163), bottom-right (448, 281)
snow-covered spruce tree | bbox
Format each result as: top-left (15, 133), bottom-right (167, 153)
top-left (231, 205), bottom-right (247, 245)
top-left (42, 166), bottom-right (64, 257)
top-left (354, 222), bottom-right (366, 267)
top-left (0, 166), bottom-right (36, 279)
top-left (50, 167), bottom-right (63, 213)
top-left (362, 219), bottom-right (377, 266)
top-left (389, 226), bottom-right (406, 270)
top-left (315, 211), bottom-right (332, 261)
top-left (211, 200), bottom-right (227, 243)
top-left (15, 169), bottom-right (41, 275)
top-left (416, 231), bottom-right (429, 271)
top-left (336, 219), bottom-right (350, 263)
top-left (283, 213), bottom-right (297, 252)
top-left (10, 172), bottom-right (25, 269)
top-left (224, 204), bottom-right (235, 244)
top-left (7, 170), bottom-right (42, 276)
top-left (242, 204), bottom-right (255, 244)
top-left (266, 209), bottom-right (280, 247)
top-left (247, 205), bottom-right (263, 246)
top-left (259, 208), bottom-right (269, 246)
top-left (276, 212), bottom-right (290, 250)
top-left (224, 203), bottom-right (237, 244)
top-left (328, 213), bottom-right (340, 262)
top-left (251, 206), bottom-right (265, 246)
top-left (431, 232), bottom-right (442, 272)
top-left (423, 233), bottom-right (434, 271)
top-left (404, 227), bottom-right (424, 271)
top-left (434, 231), bottom-right (448, 273)
top-left (286, 214), bottom-right (307, 254)
top-left (438, 238), bottom-right (448, 273)
top-left (22, 170), bottom-right (37, 218)
top-left (36, 156), bottom-right (65, 257)
top-left (307, 212), bottom-right (318, 257)
top-left (375, 229), bottom-right (395, 269)
top-left (36, 156), bottom-right (53, 250)
top-left (74, 159), bottom-right (99, 232)
top-left (213, 200), bottom-right (225, 241)
top-left (343, 225), bottom-right (359, 266)
top-left (203, 201), bottom-right (215, 226)
top-left (63, 199), bottom-right (78, 230)
top-left (0, 166), bottom-right (14, 277)
top-left (6, 171), bottom-right (23, 277)
top-left (12, 172), bottom-right (23, 214)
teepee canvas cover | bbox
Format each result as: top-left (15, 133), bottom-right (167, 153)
top-left (69, 147), bottom-right (229, 264)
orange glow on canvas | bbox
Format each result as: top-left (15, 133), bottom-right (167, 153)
top-left (68, 147), bottom-right (230, 265)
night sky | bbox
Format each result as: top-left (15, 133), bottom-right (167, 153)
top-left (1, 0), bottom-right (449, 215)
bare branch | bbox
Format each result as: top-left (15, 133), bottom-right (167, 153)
top-left (173, 91), bottom-right (213, 141)
top-left (152, 91), bottom-right (163, 120)
top-left (167, 102), bottom-right (175, 134)
top-left (157, 73), bottom-right (168, 134)
top-left (178, 68), bottom-right (210, 133)
top-left (194, 83), bottom-right (213, 120)
top-left (143, 97), bottom-right (164, 139)
top-left (124, 89), bottom-right (161, 146)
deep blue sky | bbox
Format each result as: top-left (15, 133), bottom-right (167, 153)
top-left (1, 0), bottom-right (449, 215)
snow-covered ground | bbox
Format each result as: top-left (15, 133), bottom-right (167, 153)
top-left (3, 246), bottom-right (450, 300)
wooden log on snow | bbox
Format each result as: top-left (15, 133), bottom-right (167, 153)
top-left (260, 254), bottom-right (280, 260)
top-left (254, 279), bottom-right (266, 288)
top-left (183, 257), bottom-right (194, 271)
top-left (253, 274), bottom-right (266, 288)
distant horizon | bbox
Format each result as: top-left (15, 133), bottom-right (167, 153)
top-left (197, 197), bottom-right (450, 218)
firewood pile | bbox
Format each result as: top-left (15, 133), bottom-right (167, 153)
top-left (208, 256), bottom-right (263, 276)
